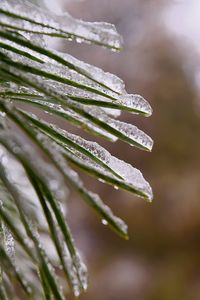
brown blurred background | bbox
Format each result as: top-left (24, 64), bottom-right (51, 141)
top-left (54, 1), bottom-right (200, 299)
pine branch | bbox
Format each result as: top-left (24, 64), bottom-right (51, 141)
top-left (0, 0), bottom-right (153, 298)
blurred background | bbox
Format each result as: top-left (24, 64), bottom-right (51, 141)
top-left (50, 1), bottom-right (200, 299)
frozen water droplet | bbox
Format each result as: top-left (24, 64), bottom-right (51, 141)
top-left (76, 37), bottom-right (83, 44)
top-left (102, 219), bottom-right (108, 225)
top-left (74, 290), bottom-right (80, 297)
top-left (98, 178), bottom-right (105, 183)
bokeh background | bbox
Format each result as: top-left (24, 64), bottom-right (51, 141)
top-left (51, 1), bottom-right (200, 299)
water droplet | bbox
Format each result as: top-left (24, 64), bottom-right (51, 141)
top-left (98, 178), bottom-right (105, 183)
top-left (102, 219), bottom-right (108, 225)
top-left (74, 290), bottom-right (80, 297)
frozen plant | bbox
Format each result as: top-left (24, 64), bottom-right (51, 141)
top-left (0, 0), bottom-right (153, 299)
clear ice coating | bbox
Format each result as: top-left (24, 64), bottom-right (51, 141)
top-left (0, 0), bottom-right (123, 50)
top-left (0, 65), bottom-right (152, 151)
top-left (73, 104), bottom-right (153, 151)
top-left (0, 45), bottom-right (152, 116)
top-left (64, 132), bottom-right (153, 200)
top-left (50, 51), bottom-right (152, 116)
top-left (0, 0), bottom-right (154, 298)
top-left (0, 131), bottom-right (86, 297)
top-left (0, 45), bottom-right (153, 195)
top-left (72, 253), bottom-right (88, 291)
top-left (25, 113), bottom-right (152, 200)
top-left (33, 131), bottom-right (129, 236)
top-left (53, 50), bottom-right (126, 94)
top-left (0, 81), bottom-right (118, 141)
top-left (3, 225), bottom-right (15, 260)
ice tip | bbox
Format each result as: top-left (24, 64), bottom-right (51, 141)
top-left (124, 234), bottom-right (129, 241)
top-left (140, 186), bottom-right (153, 203)
top-left (119, 230), bottom-right (129, 240)
top-left (139, 138), bottom-right (153, 152)
top-left (141, 96), bottom-right (153, 117)
top-left (110, 32), bottom-right (124, 52)
top-left (146, 191), bottom-right (153, 203)
top-left (145, 137), bottom-right (154, 152)
top-left (147, 196), bottom-right (153, 203)
top-left (145, 106), bottom-right (153, 117)
top-left (147, 140), bottom-right (154, 152)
